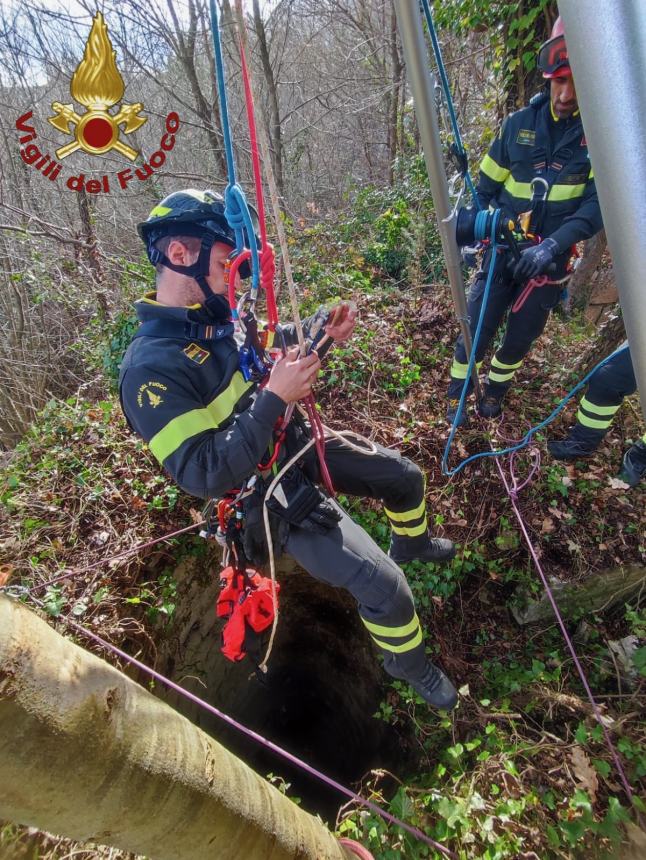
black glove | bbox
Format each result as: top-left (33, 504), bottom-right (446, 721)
top-left (266, 467), bottom-right (341, 533)
top-left (513, 237), bottom-right (558, 281)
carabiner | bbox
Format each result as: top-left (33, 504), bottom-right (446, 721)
top-left (530, 176), bottom-right (549, 201)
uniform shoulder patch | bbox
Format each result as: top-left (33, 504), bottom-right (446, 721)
top-left (183, 342), bottom-right (210, 365)
top-left (561, 172), bottom-right (589, 185)
top-left (137, 381), bottom-right (167, 409)
top-left (516, 128), bottom-right (536, 146)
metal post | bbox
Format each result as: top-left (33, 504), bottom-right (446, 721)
top-left (559, 0), bottom-right (646, 424)
top-left (393, 0), bottom-right (482, 400)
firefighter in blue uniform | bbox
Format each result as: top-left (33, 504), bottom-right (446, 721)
top-left (548, 343), bottom-right (646, 487)
top-left (448, 17), bottom-right (603, 423)
top-left (119, 188), bottom-right (458, 710)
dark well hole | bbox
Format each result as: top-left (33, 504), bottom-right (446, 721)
top-left (157, 561), bottom-right (419, 821)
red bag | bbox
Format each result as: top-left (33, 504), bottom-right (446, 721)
top-left (216, 566), bottom-right (280, 662)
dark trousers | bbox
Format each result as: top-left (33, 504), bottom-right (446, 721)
top-left (586, 346), bottom-right (636, 406)
top-left (573, 345), bottom-right (635, 435)
top-left (448, 248), bottom-right (562, 398)
top-left (286, 440), bottom-right (430, 683)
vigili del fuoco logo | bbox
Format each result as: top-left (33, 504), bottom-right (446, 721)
top-left (15, 11), bottom-right (181, 194)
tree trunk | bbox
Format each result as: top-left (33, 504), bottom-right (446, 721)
top-left (387, 3), bottom-right (402, 185)
top-left (511, 564), bottom-right (646, 625)
top-left (0, 595), bottom-right (355, 860)
top-left (566, 231), bottom-right (609, 314)
top-left (252, 0), bottom-right (284, 197)
top-left (77, 188), bottom-right (108, 319)
top-left (575, 309), bottom-right (626, 378)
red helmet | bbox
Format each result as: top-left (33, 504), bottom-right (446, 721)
top-left (537, 16), bottom-right (572, 78)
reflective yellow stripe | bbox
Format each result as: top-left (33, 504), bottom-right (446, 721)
top-left (451, 360), bottom-right (482, 380)
top-left (491, 357), bottom-right (523, 370)
top-left (589, 168), bottom-right (595, 179)
top-left (642, 432), bottom-right (646, 444)
top-left (577, 410), bottom-right (612, 430)
top-left (385, 498), bottom-right (426, 524)
top-left (580, 397), bottom-right (620, 416)
top-left (371, 627), bottom-right (423, 654)
top-left (489, 369), bottom-right (516, 383)
top-left (149, 372), bottom-right (253, 463)
top-left (549, 183), bottom-right (586, 201)
top-left (390, 517), bottom-right (427, 538)
top-left (361, 613), bottom-right (420, 639)
top-left (503, 176), bottom-right (532, 200)
top-left (149, 205), bottom-right (172, 217)
top-left (480, 154), bottom-right (510, 183)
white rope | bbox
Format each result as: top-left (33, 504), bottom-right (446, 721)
top-left (257, 424), bottom-right (377, 671)
top-left (258, 437), bottom-right (315, 672)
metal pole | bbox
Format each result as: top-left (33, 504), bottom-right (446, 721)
top-left (393, 0), bottom-right (482, 399)
top-left (559, 0), bottom-right (646, 424)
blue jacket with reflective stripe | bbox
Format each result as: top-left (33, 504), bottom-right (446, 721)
top-left (477, 92), bottom-right (602, 261)
top-left (119, 297), bottom-right (286, 500)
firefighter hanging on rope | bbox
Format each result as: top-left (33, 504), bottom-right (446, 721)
top-left (119, 189), bottom-right (459, 710)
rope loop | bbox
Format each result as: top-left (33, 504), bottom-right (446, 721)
top-left (224, 184), bottom-right (261, 294)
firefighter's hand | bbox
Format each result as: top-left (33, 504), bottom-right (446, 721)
top-left (266, 347), bottom-right (321, 403)
top-left (324, 301), bottom-right (357, 342)
top-left (513, 237), bottom-right (559, 281)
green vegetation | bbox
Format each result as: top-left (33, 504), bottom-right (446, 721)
top-left (1, 155), bottom-right (644, 860)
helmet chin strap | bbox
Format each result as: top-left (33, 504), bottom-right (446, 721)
top-left (152, 234), bottom-right (232, 320)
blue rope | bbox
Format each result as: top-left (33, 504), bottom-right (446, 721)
top-left (443, 345), bottom-right (630, 477)
top-left (442, 210), bottom-right (500, 475)
top-left (419, 0), bottom-right (479, 207)
top-left (208, 0), bottom-right (260, 296)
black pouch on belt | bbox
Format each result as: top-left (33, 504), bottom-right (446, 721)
top-left (266, 467), bottom-right (341, 533)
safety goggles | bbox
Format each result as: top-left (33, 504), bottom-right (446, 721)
top-left (537, 34), bottom-right (571, 78)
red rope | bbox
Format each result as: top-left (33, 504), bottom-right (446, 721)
top-left (237, 20), bottom-right (278, 329)
top-left (234, 11), bottom-right (336, 495)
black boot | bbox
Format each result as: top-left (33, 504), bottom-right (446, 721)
top-left (389, 531), bottom-right (456, 564)
top-left (408, 661), bottom-right (458, 711)
top-left (619, 440), bottom-right (646, 487)
top-left (478, 389), bottom-right (505, 418)
top-left (547, 424), bottom-right (605, 461)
